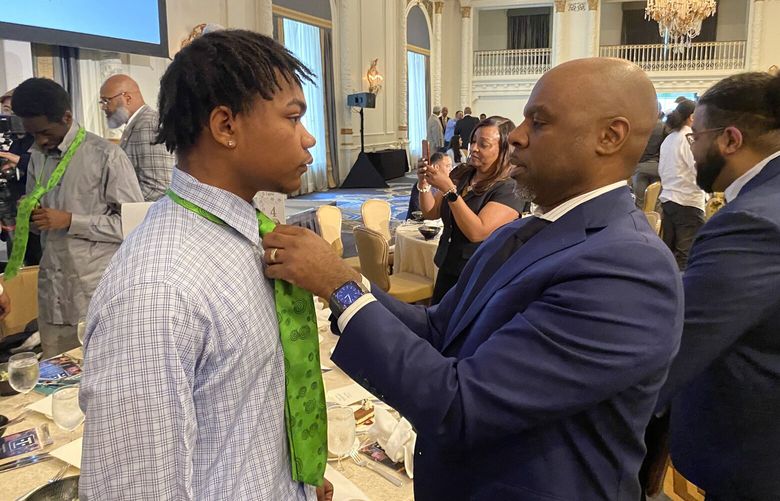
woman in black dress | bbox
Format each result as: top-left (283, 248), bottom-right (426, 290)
top-left (418, 116), bottom-right (525, 303)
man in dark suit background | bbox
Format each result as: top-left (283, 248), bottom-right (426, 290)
top-left (262, 57), bottom-right (683, 501)
top-left (648, 72), bottom-right (780, 500)
top-left (454, 106), bottom-right (479, 146)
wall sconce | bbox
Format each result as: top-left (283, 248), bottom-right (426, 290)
top-left (367, 58), bottom-right (384, 95)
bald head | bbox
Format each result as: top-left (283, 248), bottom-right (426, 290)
top-left (542, 58), bottom-right (658, 169)
top-left (100, 74), bottom-right (145, 117)
top-left (508, 57), bottom-right (658, 209)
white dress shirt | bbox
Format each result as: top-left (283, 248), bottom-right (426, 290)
top-left (658, 126), bottom-right (705, 211)
top-left (724, 150), bottom-right (780, 202)
top-left (338, 181), bottom-right (628, 330)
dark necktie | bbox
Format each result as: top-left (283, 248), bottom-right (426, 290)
top-left (466, 216), bottom-right (550, 301)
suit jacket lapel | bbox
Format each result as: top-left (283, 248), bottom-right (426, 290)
top-left (443, 211), bottom-right (587, 352)
top-left (120, 105), bottom-right (148, 146)
top-left (738, 156), bottom-right (780, 197)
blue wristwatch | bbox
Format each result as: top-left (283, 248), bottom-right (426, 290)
top-left (329, 280), bottom-right (368, 318)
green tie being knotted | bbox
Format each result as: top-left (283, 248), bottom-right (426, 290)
top-left (166, 189), bottom-right (327, 486)
top-left (5, 127), bottom-right (86, 280)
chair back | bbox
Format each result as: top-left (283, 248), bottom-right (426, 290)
top-left (361, 199), bottom-right (392, 242)
top-left (316, 205), bottom-right (344, 257)
top-left (643, 182), bottom-right (662, 213)
top-left (353, 226), bottom-right (391, 291)
top-left (645, 211), bottom-right (662, 236)
top-left (0, 266), bottom-right (39, 337)
top-left (121, 202), bottom-right (154, 238)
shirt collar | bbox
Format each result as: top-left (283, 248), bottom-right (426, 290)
top-left (724, 150), bottom-right (780, 202)
top-left (532, 180), bottom-right (627, 222)
top-left (169, 168), bottom-right (261, 245)
top-left (36, 121), bottom-right (80, 157)
top-left (126, 104), bottom-right (147, 129)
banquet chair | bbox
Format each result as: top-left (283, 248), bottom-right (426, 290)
top-left (643, 182), bottom-right (662, 214)
top-left (645, 211), bottom-right (662, 236)
top-left (0, 266), bottom-right (38, 337)
top-left (315, 205), bottom-right (361, 272)
top-left (353, 226), bottom-right (432, 303)
top-left (361, 199), bottom-right (394, 265)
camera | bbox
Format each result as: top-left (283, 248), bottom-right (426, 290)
top-left (0, 114), bottom-right (25, 135)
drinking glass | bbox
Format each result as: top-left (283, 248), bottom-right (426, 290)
top-left (327, 405), bottom-right (356, 470)
top-left (77, 318), bottom-right (87, 345)
top-left (8, 352), bottom-right (39, 394)
top-left (52, 386), bottom-right (84, 433)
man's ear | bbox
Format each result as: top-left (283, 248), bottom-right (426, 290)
top-left (208, 105), bottom-right (238, 149)
top-left (595, 116), bottom-right (630, 156)
top-left (718, 126), bottom-right (744, 156)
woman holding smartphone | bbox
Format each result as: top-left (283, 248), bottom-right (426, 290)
top-left (417, 116), bottom-right (525, 303)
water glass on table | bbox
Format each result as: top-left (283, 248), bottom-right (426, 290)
top-left (327, 405), bottom-right (356, 470)
top-left (77, 318), bottom-right (87, 346)
top-left (8, 352), bottom-right (39, 395)
top-left (52, 386), bottom-right (84, 436)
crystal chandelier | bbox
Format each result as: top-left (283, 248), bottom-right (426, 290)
top-left (645, 0), bottom-right (717, 47)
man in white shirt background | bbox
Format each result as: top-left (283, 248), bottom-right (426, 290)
top-left (658, 99), bottom-right (705, 270)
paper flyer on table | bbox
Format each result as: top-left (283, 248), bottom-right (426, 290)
top-left (325, 464), bottom-right (370, 501)
top-left (26, 394), bottom-right (53, 418)
top-left (50, 437), bottom-right (82, 469)
top-left (326, 383), bottom-right (375, 406)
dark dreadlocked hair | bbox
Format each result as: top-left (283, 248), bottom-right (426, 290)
top-left (155, 29), bottom-right (314, 154)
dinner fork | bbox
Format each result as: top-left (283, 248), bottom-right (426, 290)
top-left (348, 449), bottom-right (404, 487)
top-left (13, 463), bottom-right (69, 500)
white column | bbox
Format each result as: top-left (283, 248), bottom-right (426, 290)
top-left (552, 0), bottom-right (566, 66)
top-left (256, 0), bottom-right (273, 37)
top-left (587, 0), bottom-right (600, 57)
top-left (339, 0), bottom-right (358, 177)
top-left (398, 0), bottom-right (408, 138)
top-left (748, 0), bottom-right (764, 70)
top-left (460, 4), bottom-right (473, 108)
top-left (432, 1), bottom-right (444, 106)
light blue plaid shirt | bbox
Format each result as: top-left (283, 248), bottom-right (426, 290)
top-left (80, 169), bottom-right (314, 500)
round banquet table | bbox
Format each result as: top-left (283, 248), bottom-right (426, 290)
top-left (393, 221), bottom-right (442, 282)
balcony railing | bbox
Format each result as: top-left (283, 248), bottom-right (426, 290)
top-left (474, 48), bottom-right (552, 77)
top-left (599, 40), bottom-right (747, 72)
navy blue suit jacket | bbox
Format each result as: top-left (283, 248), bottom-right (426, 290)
top-left (332, 187), bottom-right (683, 500)
top-left (656, 156), bottom-right (780, 499)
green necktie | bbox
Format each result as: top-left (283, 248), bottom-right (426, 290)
top-left (166, 189), bottom-right (327, 486)
top-left (5, 127), bottom-right (86, 280)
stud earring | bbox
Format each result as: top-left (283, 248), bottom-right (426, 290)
top-left (227, 140), bottom-right (235, 148)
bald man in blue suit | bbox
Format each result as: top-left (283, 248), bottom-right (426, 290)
top-left (264, 58), bottom-right (684, 500)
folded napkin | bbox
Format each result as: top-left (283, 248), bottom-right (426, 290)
top-left (368, 407), bottom-right (416, 478)
top-left (325, 464), bottom-right (370, 501)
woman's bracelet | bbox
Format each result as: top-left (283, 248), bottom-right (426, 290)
top-left (417, 182), bottom-right (431, 193)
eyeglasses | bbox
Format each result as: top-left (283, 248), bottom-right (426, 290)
top-left (685, 127), bottom-right (726, 146)
top-left (98, 92), bottom-right (126, 107)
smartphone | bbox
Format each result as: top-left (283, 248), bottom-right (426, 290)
top-left (421, 140), bottom-right (430, 162)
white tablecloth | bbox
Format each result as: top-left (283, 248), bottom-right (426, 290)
top-left (394, 221), bottom-right (442, 282)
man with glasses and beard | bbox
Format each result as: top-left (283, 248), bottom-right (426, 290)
top-left (646, 72), bottom-right (780, 500)
top-left (100, 74), bottom-right (174, 201)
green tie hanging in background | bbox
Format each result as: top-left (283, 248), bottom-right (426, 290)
top-left (166, 189), bottom-right (327, 486)
top-left (5, 127), bottom-right (86, 280)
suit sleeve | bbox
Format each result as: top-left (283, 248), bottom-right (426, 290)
top-left (655, 210), bottom-right (780, 409)
top-left (68, 147), bottom-right (144, 243)
top-left (332, 239), bottom-right (682, 449)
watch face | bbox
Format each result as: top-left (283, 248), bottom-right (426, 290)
top-left (335, 282), bottom-right (363, 306)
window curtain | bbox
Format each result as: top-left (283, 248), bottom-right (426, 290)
top-left (407, 50), bottom-right (427, 163)
top-left (283, 18), bottom-right (328, 194)
top-left (322, 30), bottom-right (340, 187)
top-left (621, 10), bottom-right (718, 45)
top-left (52, 46), bottom-right (83, 124)
top-left (508, 14), bottom-right (550, 49)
